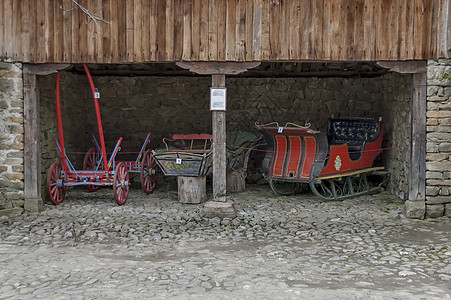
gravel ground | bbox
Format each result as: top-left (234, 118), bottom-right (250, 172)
top-left (0, 180), bottom-right (450, 299)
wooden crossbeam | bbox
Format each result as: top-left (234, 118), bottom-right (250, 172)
top-left (176, 62), bottom-right (261, 75)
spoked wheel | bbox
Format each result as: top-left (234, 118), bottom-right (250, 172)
top-left (113, 162), bottom-right (130, 206)
top-left (83, 147), bottom-right (100, 192)
top-left (47, 162), bottom-right (67, 205)
top-left (269, 179), bottom-right (308, 196)
top-left (140, 149), bottom-right (158, 194)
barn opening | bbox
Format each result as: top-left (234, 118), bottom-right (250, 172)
top-left (38, 62), bottom-right (412, 201)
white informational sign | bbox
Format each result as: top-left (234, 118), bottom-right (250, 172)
top-left (210, 88), bottom-right (227, 111)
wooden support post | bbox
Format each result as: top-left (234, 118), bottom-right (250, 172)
top-left (212, 74), bottom-right (227, 202)
top-left (409, 72), bottom-right (426, 201)
top-left (23, 72), bottom-right (43, 212)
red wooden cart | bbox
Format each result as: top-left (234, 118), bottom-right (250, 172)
top-left (83, 131), bottom-right (158, 194)
top-left (47, 64), bottom-right (131, 205)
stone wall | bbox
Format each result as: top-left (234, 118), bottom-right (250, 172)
top-left (426, 59), bottom-right (451, 218)
top-left (39, 71), bottom-right (412, 202)
top-left (0, 63), bottom-right (24, 216)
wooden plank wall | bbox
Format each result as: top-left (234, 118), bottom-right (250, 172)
top-left (0, 0), bottom-right (449, 63)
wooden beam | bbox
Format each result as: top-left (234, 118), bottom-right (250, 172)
top-left (376, 61), bottom-right (427, 74)
top-left (23, 63), bottom-right (71, 75)
top-left (23, 71), bottom-right (42, 212)
top-left (212, 74), bottom-right (226, 202)
top-left (409, 72), bottom-right (426, 201)
top-left (176, 62), bottom-right (261, 75)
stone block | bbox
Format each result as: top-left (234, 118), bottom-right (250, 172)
top-left (404, 200), bottom-right (425, 219)
top-left (438, 143), bottom-right (451, 152)
top-left (426, 196), bottom-right (451, 205)
top-left (426, 160), bottom-right (451, 172)
top-left (426, 119), bottom-right (439, 126)
top-left (425, 186), bottom-right (440, 196)
top-left (426, 204), bottom-right (445, 218)
top-left (440, 118), bottom-right (451, 125)
top-left (24, 198), bottom-right (43, 213)
top-left (427, 96), bottom-right (449, 102)
top-left (426, 179), bottom-right (451, 186)
top-left (202, 201), bottom-right (236, 218)
top-left (0, 207), bottom-right (23, 218)
top-left (445, 203), bottom-right (451, 217)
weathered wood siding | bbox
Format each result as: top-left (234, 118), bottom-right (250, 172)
top-left (0, 0), bottom-right (449, 63)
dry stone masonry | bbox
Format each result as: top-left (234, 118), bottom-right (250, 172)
top-left (0, 62), bottom-right (24, 217)
top-left (426, 59), bottom-right (451, 218)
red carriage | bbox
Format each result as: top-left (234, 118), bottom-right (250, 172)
top-left (47, 64), bottom-right (157, 206)
top-left (256, 118), bottom-right (387, 201)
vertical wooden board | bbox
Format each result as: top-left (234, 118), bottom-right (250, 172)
top-left (27, 0), bottom-right (37, 62)
top-left (312, 0), bottom-right (323, 60)
top-left (344, 0), bottom-right (354, 60)
top-left (405, 1), bottom-right (414, 59)
top-left (447, 0), bottom-right (451, 58)
top-left (269, 0), bottom-right (280, 60)
top-left (53, 0), bottom-right (64, 62)
top-left (371, 0), bottom-right (380, 60)
top-left (353, 0), bottom-right (364, 60)
top-left (140, 0), bottom-right (150, 61)
top-left (245, 0), bottom-right (254, 61)
top-left (299, 0), bottom-right (308, 59)
top-left (363, 0), bottom-right (373, 60)
top-left (289, 0), bottom-right (300, 60)
top-left (45, 0), bottom-right (54, 62)
top-left (173, 0), bottom-right (184, 60)
top-left (125, 0), bottom-right (134, 62)
top-left (165, 0), bottom-right (175, 61)
top-left (388, 0), bottom-right (399, 60)
top-left (62, 0), bottom-right (72, 63)
top-left (207, 0), bottom-right (217, 61)
top-left (93, 0), bottom-right (104, 63)
top-left (330, 0), bottom-right (341, 60)
top-left (260, 0), bottom-right (270, 60)
top-left (101, 0), bottom-right (111, 62)
top-left (217, 0), bottom-right (226, 61)
top-left (0, 0), bottom-right (4, 58)
top-left (277, 0), bottom-right (288, 60)
top-left (413, 0), bottom-right (423, 59)
top-left (71, 0), bottom-right (80, 62)
top-left (428, 0), bottom-right (438, 58)
top-left (117, 0), bottom-right (126, 62)
top-left (12, 0), bottom-right (21, 61)
top-left (225, 0), bottom-right (236, 60)
top-left (322, 0), bottom-right (331, 60)
top-left (133, 0), bottom-right (142, 61)
top-left (191, 0), bottom-right (200, 60)
top-left (397, 0), bottom-right (407, 59)
top-left (78, 0), bottom-right (88, 62)
top-left (20, 0), bottom-right (30, 62)
top-left (182, 0), bottom-right (192, 60)
top-left (149, 0), bottom-right (158, 60)
top-left (235, 0), bottom-right (246, 61)
top-left (199, 0), bottom-right (209, 60)
top-left (86, 0), bottom-right (96, 61)
top-left (421, 0), bottom-right (433, 59)
top-left (378, 0), bottom-right (389, 60)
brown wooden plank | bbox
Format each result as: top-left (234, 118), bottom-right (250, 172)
top-left (428, 0), bottom-right (438, 58)
top-left (226, 0), bottom-right (236, 60)
top-left (70, 0), bottom-right (80, 62)
top-left (252, 0), bottom-right (262, 60)
top-left (289, 0), bottom-right (300, 60)
top-left (409, 72), bottom-right (426, 202)
top-left (363, 0), bottom-right (373, 60)
top-left (86, 0), bottom-right (96, 61)
top-left (27, 0), bottom-right (37, 62)
top-left (438, 0), bottom-right (450, 58)
top-left (140, 0), bottom-right (150, 61)
top-left (413, 0), bottom-right (423, 59)
top-left (312, 0), bottom-right (323, 60)
top-left (207, 0), bottom-right (217, 60)
top-left (217, 0), bottom-right (226, 61)
top-left (245, 0), bottom-right (253, 61)
top-left (191, 0), bottom-right (200, 60)
top-left (405, 1), bottom-right (414, 59)
top-left (387, 0), bottom-right (399, 60)
top-left (307, 0), bottom-right (316, 59)
top-left (422, 0), bottom-right (433, 59)
top-left (12, 0), bottom-right (21, 61)
top-left (173, 0), bottom-right (184, 60)
top-left (133, 0), bottom-right (142, 61)
top-left (322, 0), bottom-right (331, 60)
top-left (235, 0), bottom-right (246, 61)
top-left (95, 0), bottom-right (104, 62)
top-left (165, 0), bottom-right (174, 60)
top-left (182, 0), bottom-right (192, 60)
top-left (117, 0), bottom-right (126, 62)
top-left (353, 0), bottom-right (364, 60)
top-left (54, 0), bottom-right (64, 62)
top-left (260, 0), bottom-right (270, 60)
top-left (78, 0), bottom-right (88, 62)
top-left (330, 0), bottom-right (341, 60)
top-left (126, 0), bottom-right (134, 61)
top-left (149, 0), bottom-right (158, 60)
top-left (397, 0), bottom-right (407, 59)
top-left (344, 0), bottom-right (354, 60)
top-left (269, 0), bottom-right (280, 60)
top-left (377, 0), bottom-right (389, 59)
top-left (20, 0), bottom-right (30, 62)
top-left (199, 0), bottom-right (209, 60)
top-left (101, 0), bottom-right (111, 62)
top-left (62, 0), bottom-right (72, 62)
top-left (447, 0), bottom-right (451, 58)
top-left (371, 0), bottom-right (380, 60)
top-left (45, 0), bottom-right (54, 62)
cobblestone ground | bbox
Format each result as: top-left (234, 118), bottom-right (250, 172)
top-left (0, 181), bottom-right (450, 300)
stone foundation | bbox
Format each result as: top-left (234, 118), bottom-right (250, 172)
top-left (39, 71), bottom-right (411, 202)
top-left (0, 62), bottom-right (24, 215)
top-left (426, 59), bottom-right (451, 217)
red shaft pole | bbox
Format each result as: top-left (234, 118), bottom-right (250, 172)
top-left (83, 63), bottom-right (109, 172)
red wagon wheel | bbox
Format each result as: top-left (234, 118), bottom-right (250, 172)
top-left (113, 162), bottom-right (129, 206)
top-left (140, 150), bottom-right (158, 194)
top-left (47, 162), bottom-right (67, 205)
top-left (83, 147), bottom-right (100, 192)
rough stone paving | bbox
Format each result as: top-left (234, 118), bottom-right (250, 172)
top-left (0, 183), bottom-right (450, 300)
